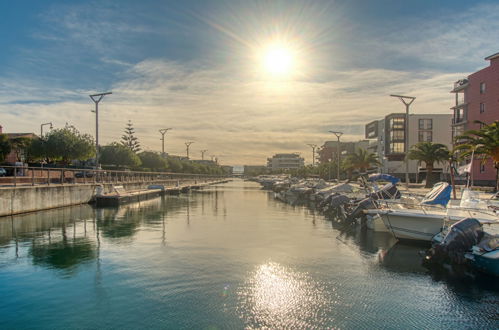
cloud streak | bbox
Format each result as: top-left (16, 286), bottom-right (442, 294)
top-left (0, 1), bottom-right (495, 165)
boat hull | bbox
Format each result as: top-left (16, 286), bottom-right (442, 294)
top-left (377, 211), bottom-right (446, 242)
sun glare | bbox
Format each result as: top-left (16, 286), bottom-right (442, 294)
top-left (261, 44), bottom-right (294, 77)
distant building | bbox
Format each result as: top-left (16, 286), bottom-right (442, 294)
top-left (365, 113), bottom-right (452, 179)
top-left (0, 125), bottom-right (37, 164)
top-left (451, 52), bottom-right (499, 186)
top-left (317, 140), bottom-right (369, 165)
top-left (267, 153), bottom-right (304, 170)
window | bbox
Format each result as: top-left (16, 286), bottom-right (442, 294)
top-left (480, 164), bottom-right (486, 173)
top-left (390, 130), bottom-right (404, 140)
top-left (480, 82), bottom-right (486, 94)
top-left (418, 119), bottom-right (432, 130)
top-left (454, 108), bottom-right (465, 123)
top-left (480, 103), bottom-right (485, 113)
top-left (390, 142), bottom-right (405, 153)
top-left (390, 117), bottom-right (405, 129)
top-left (418, 131), bottom-right (432, 142)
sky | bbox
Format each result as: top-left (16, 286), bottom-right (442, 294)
top-left (1, 0), bottom-right (498, 166)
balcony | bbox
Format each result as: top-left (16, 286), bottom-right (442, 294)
top-left (451, 79), bottom-right (469, 93)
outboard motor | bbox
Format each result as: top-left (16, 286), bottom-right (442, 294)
top-left (328, 195), bottom-right (351, 210)
top-left (426, 218), bottom-right (483, 265)
top-left (345, 197), bottom-right (377, 224)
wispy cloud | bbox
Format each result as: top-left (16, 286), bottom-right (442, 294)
top-left (1, 1), bottom-right (495, 165)
top-left (0, 58), bottom-right (465, 165)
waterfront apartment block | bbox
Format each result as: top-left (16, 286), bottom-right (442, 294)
top-left (365, 113), bottom-right (452, 180)
top-left (451, 52), bottom-right (499, 186)
top-left (317, 140), bottom-right (369, 164)
top-left (267, 153), bottom-right (305, 170)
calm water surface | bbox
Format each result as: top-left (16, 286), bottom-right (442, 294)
top-left (0, 180), bottom-right (497, 329)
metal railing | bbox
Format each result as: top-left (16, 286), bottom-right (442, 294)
top-left (0, 165), bottom-right (227, 187)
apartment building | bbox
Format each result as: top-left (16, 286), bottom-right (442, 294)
top-left (451, 52), bottom-right (499, 186)
top-left (317, 140), bottom-right (370, 164)
top-left (267, 153), bottom-right (304, 170)
top-left (365, 113), bottom-right (452, 180)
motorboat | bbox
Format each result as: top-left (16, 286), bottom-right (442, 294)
top-left (366, 183), bottom-right (498, 242)
top-left (426, 218), bottom-right (498, 277)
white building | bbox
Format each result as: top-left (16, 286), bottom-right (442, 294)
top-left (365, 113), bottom-right (452, 180)
top-left (267, 153), bottom-right (305, 170)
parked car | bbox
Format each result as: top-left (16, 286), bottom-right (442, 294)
top-left (74, 171), bottom-right (94, 178)
top-left (0, 168), bottom-right (6, 176)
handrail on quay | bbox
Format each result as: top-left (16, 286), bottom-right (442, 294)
top-left (0, 165), bottom-right (227, 187)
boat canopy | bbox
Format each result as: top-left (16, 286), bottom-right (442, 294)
top-left (421, 182), bottom-right (452, 206)
top-left (368, 174), bottom-right (400, 185)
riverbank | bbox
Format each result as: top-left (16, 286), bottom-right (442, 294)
top-left (0, 179), bottom-right (230, 217)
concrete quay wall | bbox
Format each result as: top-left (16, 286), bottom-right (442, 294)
top-left (0, 179), bottom-right (223, 217)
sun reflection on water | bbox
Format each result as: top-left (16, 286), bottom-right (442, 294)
top-left (237, 262), bottom-right (335, 328)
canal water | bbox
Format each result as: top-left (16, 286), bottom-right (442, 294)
top-left (0, 180), bottom-right (497, 329)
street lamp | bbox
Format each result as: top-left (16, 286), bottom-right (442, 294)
top-left (390, 94), bottom-right (415, 189)
top-left (159, 128), bottom-right (172, 156)
top-left (185, 141), bottom-right (194, 159)
top-left (329, 131), bottom-right (343, 181)
top-left (40, 122), bottom-right (53, 137)
top-left (200, 149), bottom-right (208, 160)
top-left (89, 91), bottom-right (112, 168)
top-left (306, 144), bottom-right (317, 166)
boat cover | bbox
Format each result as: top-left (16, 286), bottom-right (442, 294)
top-left (368, 183), bottom-right (401, 200)
top-left (421, 182), bottom-right (452, 206)
top-left (368, 174), bottom-right (400, 185)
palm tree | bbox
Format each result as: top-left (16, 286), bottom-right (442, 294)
top-left (455, 120), bottom-right (499, 191)
top-left (344, 149), bottom-right (380, 178)
top-left (408, 142), bottom-right (450, 188)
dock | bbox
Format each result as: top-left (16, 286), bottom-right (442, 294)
top-left (95, 180), bottom-right (230, 207)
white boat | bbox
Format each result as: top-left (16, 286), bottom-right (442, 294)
top-left (366, 185), bottom-right (498, 242)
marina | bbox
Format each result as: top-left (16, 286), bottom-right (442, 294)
top-left (0, 180), bottom-right (497, 329)
top-left (254, 175), bottom-right (499, 277)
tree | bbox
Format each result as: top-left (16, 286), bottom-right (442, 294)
top-left (10, 137), bottom-right (32, 162)
top-left (121, 120), bottom-right (141, 153)
top-left (166, 157), bottom-right (184, 172)
top-left (408, 142), bottom-right (450, 188)
top-left (344, 149), bottom-right (380, 178)
top-left (44, 126), bottom-right (95, 164)
top-left (138, 151), bottom-right (167, 171)
top-left (27, 138), bottom-right (47, 162)
top-left (455, 120), bottom-right (499, 191)
top-left (100, 143), bottom-right (141, 168)
top-left (0, 134), bottom-right (12, 162)
top-left (0, 134), bottom-right (11, 162)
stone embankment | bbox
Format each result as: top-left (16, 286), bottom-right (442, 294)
top-left (0, 178), bottom-right (229, 217)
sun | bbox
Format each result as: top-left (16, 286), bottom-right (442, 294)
top-left (261, 44), bottom-right (295, 77)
